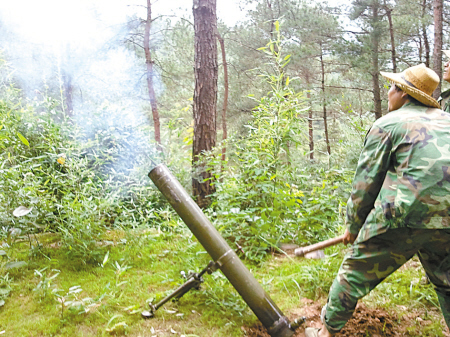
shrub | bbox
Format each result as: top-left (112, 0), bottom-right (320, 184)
top-left (210, 24), bottom-right (353, 262)
top-left (0, 79), bottom-right (168, 264)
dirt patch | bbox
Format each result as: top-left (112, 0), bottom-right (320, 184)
top-left (243, 300), bottom-right (448, 337)
top-left (336, 304), bottom-right (397, 336)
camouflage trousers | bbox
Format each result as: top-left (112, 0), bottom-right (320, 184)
top-left (322, 228), bottom-right (450, 333)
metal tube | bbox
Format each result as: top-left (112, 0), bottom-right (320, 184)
top-left (149, 164), bottom-right (295, 337)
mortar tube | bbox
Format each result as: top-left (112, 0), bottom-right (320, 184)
top-left (149, 164), bottom-right (295, 337)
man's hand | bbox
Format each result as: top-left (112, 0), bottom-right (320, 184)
top-left (342, 228), bottom-right (357, 245)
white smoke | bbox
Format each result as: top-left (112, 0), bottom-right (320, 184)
top-left (0, 0), bottom-right (167, 175)
top-left (1, 0), bottom-right (162, 109)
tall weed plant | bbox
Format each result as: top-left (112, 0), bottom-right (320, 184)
top-left (211, 24), bottom-right (353, 262)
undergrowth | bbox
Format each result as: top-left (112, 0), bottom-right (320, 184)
top-left (0, 84), bottom-right (177, 265)
top-left (208, 26), bottom-right (355, 262)
top-left (0, 229), bottom-right (447, 336)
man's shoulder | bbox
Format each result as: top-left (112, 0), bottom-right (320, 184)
top-left (374, 103), bottom-right (449, 131)
top-left (375, 104), bottom-right (425, 125)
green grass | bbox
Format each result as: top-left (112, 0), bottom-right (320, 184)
top-left (0, 229), bottom-right (448, 336)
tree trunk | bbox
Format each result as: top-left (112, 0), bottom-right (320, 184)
top-left (217, 33), bottom-right (228, 171)
top-left (266, 0), bottom-right (276, 40)
top-left (418, 33), bottom-right (423, 64)
top-left (371, 1), bottom-right (382, 120)
top-left (144, 0), bottom-right (162, 149)
top-left (384, 4), bottom-right (396, 72)
top-left (422, 0), bottom-right (430, 67)
top-left (432, 0), bottom-right (443, 99)
top-left (62, 71), bottom-right (73, 117)
top-left (305, 73), bottom-right (314, 160)
top-left (192, 0), bottom-right (218, 208)
top-left (423, 28), bottom-right (430, 67)
top-left (308, 95), bottom-right (314, 160)
top-left (372, 67), bottom-right (382, 120)
top-left (320, 46), bottom-right (330, 155)
top-left (61, 44), bottom-right (74, 117)
top-left (359, 90), bottom-right (364, 127)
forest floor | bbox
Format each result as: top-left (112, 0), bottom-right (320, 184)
top-left (1, 229), bottom-right (449, 336)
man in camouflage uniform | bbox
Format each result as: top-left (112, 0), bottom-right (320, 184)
top-left (438, 50), bottom-right (450, 112)
top-left (306, 64), bottom-right (450, 337)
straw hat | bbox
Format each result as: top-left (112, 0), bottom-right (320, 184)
top-left (380, 64), bottom-right (440, 109)
top-left (444, 50), bottom-right (450, 58)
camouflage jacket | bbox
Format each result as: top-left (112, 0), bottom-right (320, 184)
top-left (346, 102), bottom-right (450, 241)
top-left (439, 89), bottom-right (450, 113)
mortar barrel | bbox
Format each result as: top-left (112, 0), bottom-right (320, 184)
top-left (149, 164), bottom-right (295, 337)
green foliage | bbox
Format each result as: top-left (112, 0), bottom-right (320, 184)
top-left (0, 273), bottom-right (12, 307)
top-left (0, 80), bottom-right (169, 266)
top-left (210, 25), bottom-right (353, 262)
top-left (54, 284), bottom-right (103, 323)
top-left (0, 97), bottom-right (106, 263)
top-left (33, 267), bottom-right (60, 302)
top-left (1, 231), bottom-right (447, 336)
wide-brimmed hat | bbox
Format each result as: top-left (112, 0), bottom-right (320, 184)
top-left (443, 50), bottom-right (450, 58)
top-left (380, 63), bottom-right (440, 109)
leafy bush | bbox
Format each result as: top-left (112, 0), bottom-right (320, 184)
top-left (210, 25), bottom-right (353, 262)
top-left (0, 80), bottom-right (169, 264)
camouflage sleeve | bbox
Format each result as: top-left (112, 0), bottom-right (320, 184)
top-left (346, 124), bottom-right (392, 234)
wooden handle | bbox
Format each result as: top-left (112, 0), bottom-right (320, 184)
top-left (294, 234), bottom-right (345, 257)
